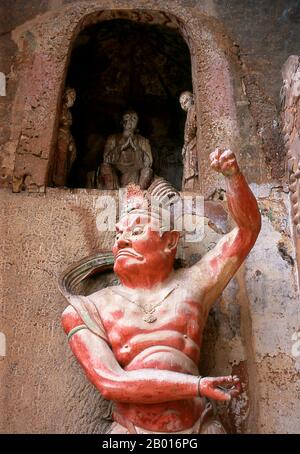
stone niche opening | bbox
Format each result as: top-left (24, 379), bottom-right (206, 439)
top-left (50, 19), bottom-right (192, 190)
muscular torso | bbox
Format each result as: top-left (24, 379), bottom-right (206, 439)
top-left (89, 273), bottom-right (209, 431)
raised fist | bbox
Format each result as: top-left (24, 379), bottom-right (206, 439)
top-left (199, 375), bottom-right (241, 401)
top-left (210, 148), bottom-right (240, 177)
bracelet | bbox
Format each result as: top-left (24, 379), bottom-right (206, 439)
top-left (67, 324), bottom-right (87, 341)
top-left (197, 376), bottom-right (203, 397)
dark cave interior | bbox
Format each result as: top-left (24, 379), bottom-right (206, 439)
top-left (62, 19), bottom-right (192, 189)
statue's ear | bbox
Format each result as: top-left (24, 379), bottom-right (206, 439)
top-left (165, 231), bottom-right (180, 252)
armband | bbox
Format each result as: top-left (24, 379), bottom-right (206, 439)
top-left (67, 324), bottom-right (87, 341)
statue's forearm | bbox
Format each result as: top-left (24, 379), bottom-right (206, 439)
top-left (225, 172), bottom-right (261, 238)
top-left (200, 149), bottom-right (261, 297)
top-left (92, 368), bottom-right (199, 404)
top-left (85, 358), bottom-right (236, 404)
top-left (195, 164), bottom-right (261, 304)
top-left (69, 333), bottom-right (199, 404)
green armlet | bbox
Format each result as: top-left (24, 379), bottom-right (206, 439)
top-left (67, 325), bottom-right (87, 341)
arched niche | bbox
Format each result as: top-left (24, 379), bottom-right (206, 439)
top-left (11, 1), bottom-right (240, 197)
top-left (53, 18), bottom-right (193, 190)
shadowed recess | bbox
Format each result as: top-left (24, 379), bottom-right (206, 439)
top-left (63, 19), bottom-right (192, 189)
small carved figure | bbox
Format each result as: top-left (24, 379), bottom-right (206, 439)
top-left (53, 87), bottom-right (77, 187)
top-left (180, 91), bottom-right (198, 190)
top-left (61, 148), bottom-right (261, 434)
top-left (98, 110), bottom-right (153, 189)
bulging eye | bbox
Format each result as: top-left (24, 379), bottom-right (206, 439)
top-left (132, 227), bottom-right (144, 236)
top-left (115, 232), bottom-right (122, 241)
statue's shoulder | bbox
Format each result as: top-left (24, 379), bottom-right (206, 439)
top-left (86, 285), bottom-right (117, 307)
top-left (67, 289), bottom-right (113, 340)
top-left (172, 267), bottom-right (203, 299)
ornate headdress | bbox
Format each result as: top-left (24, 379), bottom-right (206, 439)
top-left (119, 180), bottom-right (181, 233)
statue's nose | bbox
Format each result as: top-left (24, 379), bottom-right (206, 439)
top-left (117, 236), bottom-right (131, 249)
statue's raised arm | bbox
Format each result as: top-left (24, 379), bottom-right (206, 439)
top-left (186, 148), bottom-right (261, 309)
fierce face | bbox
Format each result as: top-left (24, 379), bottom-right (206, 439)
top-left (113, 212), bottom-right (179, 289)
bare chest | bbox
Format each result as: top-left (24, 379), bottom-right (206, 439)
top-left (98, 292), bottom-right (207, 366)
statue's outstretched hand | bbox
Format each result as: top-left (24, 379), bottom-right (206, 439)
top-left (210, 148), bottom-right (240, 177)
top-left (199, 375), bottom-right (241, 401)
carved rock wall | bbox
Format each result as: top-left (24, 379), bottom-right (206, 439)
top-left (281, 55), bottom-right (300, 283)
top-left (0, 0), bottom-right (300, 434)
top-left (0, 189), bottom-right (115, 434)
top-left (0, 0), bottom-right (290, 194)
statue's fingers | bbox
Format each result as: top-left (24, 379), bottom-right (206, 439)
top-left (226, 388), bottom-right (240, 398)
top-left (232, 378), bottom-right (242, 394)
top-left (210, 158), bottom-right (220, 167)
top-left (211, 375), bottom-right (235, 385)
top-left (219, 149), bottom-right (235, 163)
top-left (209, 148), bottom-right (222, 162)
top-left (223, 148), bottom-right (234, 155)
top-left (210, 387), bottom-right (232, 401)
top-left (220, 161), bottom-right (238, 176)
top-left (215, 378), bottom-right (241, 397)
top-left (221, 158), bottom-right (237, 169)
top-left (209, 151), bottom-right (218, 162)
top-left (210, 160), bottom-right (221, 171)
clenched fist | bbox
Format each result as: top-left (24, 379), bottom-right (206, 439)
top-left (199, 375), bottom-right (242, 401)
top-left (210, 148), bottom-right (240, 177)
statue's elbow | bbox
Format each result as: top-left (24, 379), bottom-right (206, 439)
top-left (85, 369), bottom-right (110, 398)
top-left (98, 380), bottom-right (125, 401)
top-left (61, 305), bottom-right (75, 334)
top-left (90, 369), bottom-right (125, 401)
top-left (99, 383), bottom-right (113, 400)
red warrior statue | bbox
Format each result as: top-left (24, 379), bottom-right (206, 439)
top-left (61, 149), bottom-right (261, 434)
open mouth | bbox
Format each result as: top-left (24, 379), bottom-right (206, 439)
top-left (116, 249), bottom-right (143, 260)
